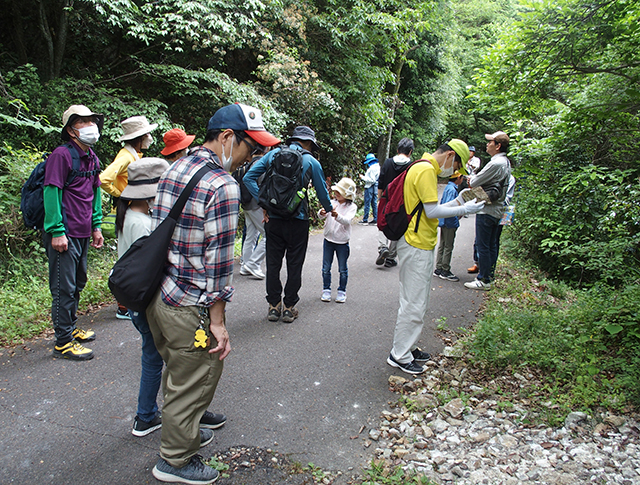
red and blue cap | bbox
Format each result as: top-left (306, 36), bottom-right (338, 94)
top-left (207, 103), bottom-right (280, 147)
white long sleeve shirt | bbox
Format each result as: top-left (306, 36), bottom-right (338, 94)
top-left (319, 199), bottom-right (358, 244)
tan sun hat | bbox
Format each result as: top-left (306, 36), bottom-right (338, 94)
top-left (120, 158), bottom-right (170, 200)
top-left (331, 177), bottom-right (357, 201)
top-left (119, 116), bottom-right (158, 142)
top-left (61, 105), bottom-right (104, 141)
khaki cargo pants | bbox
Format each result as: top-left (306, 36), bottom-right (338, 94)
top-left (146, 290), bottom-right (224, 468)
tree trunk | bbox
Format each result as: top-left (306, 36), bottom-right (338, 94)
top-left (9, 0), bottom-right (28, 65)
top-left (36, 0), bottom-right (72, 80)
top-left (376, 53), bottom-right (409, 162)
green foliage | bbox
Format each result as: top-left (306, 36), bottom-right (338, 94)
top-left (469, 247), bottom-right (640, 409)
top-left (0, 143), bottom-right (45, 265)
top-left (361, 459), bottom-right (435, 485)
top-left (0, 246), bottom-right (117, 346)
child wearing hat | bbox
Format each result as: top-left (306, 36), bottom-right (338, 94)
top-left (433, 170), bottom-right (465, 282)
top-left (101, 115), bottom-right (158, 319)
top-left (115, 157), bottom-right (169, 437)
top-left (318, 177), bottom-right (358, 303)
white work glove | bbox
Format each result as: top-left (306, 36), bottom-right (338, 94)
top-left (463, 198), bottom-right (485, 215)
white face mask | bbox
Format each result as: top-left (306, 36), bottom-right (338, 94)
top-left (141, 133), bottom-right (154, 150)
top-left (75, 125), bottom-right (100, 146)
top-left (439, 153), bottom-right (455, 178)
top-left (220, 138), bottom-right (235, 172)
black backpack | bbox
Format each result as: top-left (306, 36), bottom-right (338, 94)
top-left (232, 157), bottom-right (258, 207)
top-left (20, 144), bottom-right (100, 230)
top-left (258, 146), bottom-right (312, 219)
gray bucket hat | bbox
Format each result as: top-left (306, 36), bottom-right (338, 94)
top-left (120, 158), bottom-right (169, 200)
top-left (286, 126), bottom-right (320, 151)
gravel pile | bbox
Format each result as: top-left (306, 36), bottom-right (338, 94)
top-left (366, 356), bottom-right (640, 484)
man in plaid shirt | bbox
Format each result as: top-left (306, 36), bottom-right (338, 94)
top-left (147, 103), bottom-right (280, 485)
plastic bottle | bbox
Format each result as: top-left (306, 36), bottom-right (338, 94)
top-left (287, 187), bottom-right (307, 212)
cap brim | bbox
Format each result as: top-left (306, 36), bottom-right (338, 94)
top-left (160, 134), bottom-right (196, 155)
top-left (246, 130), bottom-right (281, 147)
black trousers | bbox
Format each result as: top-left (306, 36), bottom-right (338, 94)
top-left (264, 218), bottom-right (310, 308)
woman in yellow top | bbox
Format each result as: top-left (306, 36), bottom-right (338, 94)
top-left (100, 116), bottom-right (158, 197)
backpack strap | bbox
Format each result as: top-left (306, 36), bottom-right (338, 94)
top-left (403, 159), bottom-right (429, 233)
top-left (168, 162), bottom-right (217, 221)
top-left (64, 144), bottom-right (101, 186)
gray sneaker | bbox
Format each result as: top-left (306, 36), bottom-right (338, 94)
top-left (152, 454), bottom-right (219, 484)
top-left (199, 428), bottom-right (214, 448)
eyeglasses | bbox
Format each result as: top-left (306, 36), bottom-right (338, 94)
top-left (238, 135), bottom-right (265, 156)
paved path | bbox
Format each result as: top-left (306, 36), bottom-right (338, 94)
top-left (0, 212), bottom-right (484, 484)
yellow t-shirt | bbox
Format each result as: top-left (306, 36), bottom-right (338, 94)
top-left (403, 155), bottom-right (440, 250)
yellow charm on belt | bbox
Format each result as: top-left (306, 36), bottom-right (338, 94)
top-left (194, 328), bottom-right (208, 348)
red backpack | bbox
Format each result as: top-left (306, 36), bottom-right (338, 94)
top-left (377, 160), bottom-right (426, 241)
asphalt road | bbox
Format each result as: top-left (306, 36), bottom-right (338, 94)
top-left (0, 210), bottom-right (484, 485)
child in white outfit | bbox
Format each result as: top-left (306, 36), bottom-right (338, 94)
top-left (318, 177), bottom-right (357, 303)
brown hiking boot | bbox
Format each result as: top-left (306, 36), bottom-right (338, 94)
top-left (268, 302), bottom-right (282, 322)
top-left (281, 306), bottom-right (298, 323)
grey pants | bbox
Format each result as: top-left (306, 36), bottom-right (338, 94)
top-left (435, 226), bottom-right (458, 272)
top-left (146, 290), bottom-right (224, 468)
top-left (43, 233), bottom-right (89, 345)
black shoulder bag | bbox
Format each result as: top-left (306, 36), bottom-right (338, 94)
top-left (108, 162), bottom-right (216, 312)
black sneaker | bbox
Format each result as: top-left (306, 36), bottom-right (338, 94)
top-left (281, 306), bottom-right (298, 323)
top-left (152, 454), bottom-right (219, 484)
top-left (358, 220), bottom-right (369, 225)
top-left (200, 411), bottom-right (226, 429)
top-left (132, 414), bottom-right (162, 437)
top-left (268, 302), bottom-right (281, 322)
top-left (411, 348), bottom-right (432, 363)
top-left (386, 353), bottom-right (426, 375)
top-left (433, 269), bottom-right (442, 277)
top-left (384, 258), bottom-right (398, 268)
top-left (199, 429), bottom-right (214, 448)
top-left (376, 247), bottom-right (390, 266)
top-left (369, 220), bottom-right (377, 225)
top-left (438, 270), bottom-right (460, 282)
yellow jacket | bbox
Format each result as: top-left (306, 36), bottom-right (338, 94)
top-left (100, 145), bottom-right (140, 197)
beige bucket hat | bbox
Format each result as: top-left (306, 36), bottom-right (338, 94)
top-left (120, 158), bottom-right (169, 200)
top-left (331, 177), bottom-right (357, 201)
top-left (119, 116), bottom-right (158, 142)
top-left (61, 105), bottom-right (104, 141)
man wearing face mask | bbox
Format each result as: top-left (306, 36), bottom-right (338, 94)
top-left (146, 103), bottom-right (280, 485)
top-left (44, 105), bottom-right (104, 361)
top-left (387, 139), bottom-right (485, 375)
top-left (101, 115), bottom-right (158, 319)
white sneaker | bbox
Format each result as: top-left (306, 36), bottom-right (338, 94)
top-left (336, 290), bottom-right (346, 303)
top-left (464, 279), bottom-right (492, 290)
top-left (321, 290), bottom-right (331, 302)
top-left (241, 265), bottom-right (265, 280)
